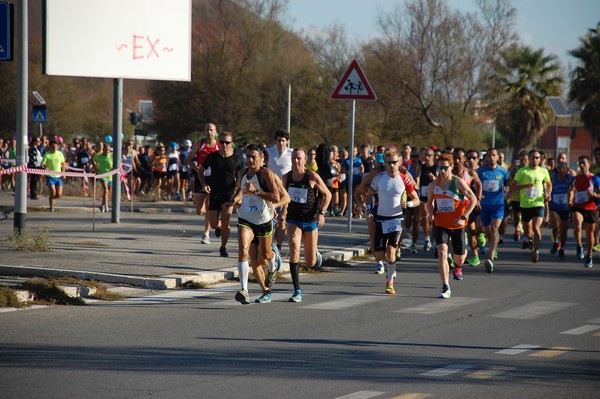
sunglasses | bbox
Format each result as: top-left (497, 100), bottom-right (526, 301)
top-left (386, 160), bottom-right (399, 165)
top-left (219, 140), bottom-right (232, 145)
top-left (467, 156), bottom-right (478, 160)
top-left (437, 165), bottom-right (451, 171)
top-left (532, 156), bottom-right (541, 159)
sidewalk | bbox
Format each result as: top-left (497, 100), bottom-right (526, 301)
top-left (0, 191), bottom-right (370, 290)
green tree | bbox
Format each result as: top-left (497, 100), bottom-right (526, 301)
top-left (569, 23), bottom-right (600, 143)
top-left (495, 44), bottom-right (564, 157)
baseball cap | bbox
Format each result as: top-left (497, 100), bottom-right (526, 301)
top-left (184, 139), bottom-right (192, 147)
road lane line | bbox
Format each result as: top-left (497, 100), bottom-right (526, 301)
top-left (335, 391), bottom-right (385, 399)
top-left (389, 394), bottom-right (432, 399)
top-left (466, 366), bottom-right (515, 379)
top-left (420, 364), bottom-right (473, 377)
top-left (490, 301), bottom-right (577, 319)
top-left (561, 325), bottom-right (600, 335)
top-left (395, 297), bottom-right (487, 314)
top-left (530, 346), bottom-right (574, 358)
top-left (496, 344), bottom-right (541, 355)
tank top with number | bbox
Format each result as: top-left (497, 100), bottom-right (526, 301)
top-left (433, 176), bottom-right (468, 230)
top-left (238, 170), bottom-right (275, 225)
top-left (419, 164), bottom-right (437, 199)
top-left (572, 173), bottom-right (599, 211)
top-left (549, 172), bottom-right (570, 211)
top-left (285, 171), bottom-right (318, 222)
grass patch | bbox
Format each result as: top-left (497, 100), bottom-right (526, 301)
top-left (180, 281), bottom-right (208, 289)
top-left (21, 278), bottom-right (85, 305)
top-left (7, 227), bottom-right (53, 252)
top-left (0, 286), bottom-right (25, 308)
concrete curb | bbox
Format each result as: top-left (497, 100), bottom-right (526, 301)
top-left (0, 242), bottom-right (370, 296)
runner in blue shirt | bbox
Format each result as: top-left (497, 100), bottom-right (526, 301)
top-left (548, 162), bottom-right (572, 258)
top-left (476, 148), bottom-right (510, 273)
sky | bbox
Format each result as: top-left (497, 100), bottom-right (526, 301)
top-left (284, 0), bottom-right (600, 71)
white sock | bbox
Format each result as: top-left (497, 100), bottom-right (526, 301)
top-left (385, 262), bottom-right (396, 282)
top-left (238, 261), bottom-right (249, 291)
top-left (377, 260), bottom-right (384, 266)
top-left (268, 256), bottom-right (277, 273)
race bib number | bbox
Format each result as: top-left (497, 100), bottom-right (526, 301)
top-left (81, 157), bottom-right (89, 164)
top-left (436, 198), bottom-right (455, 213)
top-left (420, 186), bottom-right (428, 197)
top-left (483, 179), bottom-right (500, 192)
top-left (575, 190), bottom-right (589, 204)
top-left (553, 193), bottom-right (568, 205)
top-left (243, 192), bottom-right (265, 214)
top-left (288, 186), bottom-right (308, 204)
top-left (205, 166), bottom-right (212, 176)
top-left (526, 186), bottom-right (541, 198)
top-left (168, 163), bottom-right (178, 172)
top-left (381, 218), bottom-right (402, 234)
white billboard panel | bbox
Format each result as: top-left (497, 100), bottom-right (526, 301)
top-left (44, 0), bottom-right (191, 81)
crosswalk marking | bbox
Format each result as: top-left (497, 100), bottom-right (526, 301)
top-left (396, 297), bottom-right (487, 314)
top-left (335, 391), bottom-right (385, 399)
top-left (421, 364), bottom-right (473, 377)
top-left (561, 325), bottom-right (600, 335)
top-left (466, 366), bottom-right (515, 379)
top-left (586, 316), bottom-right (600, 324)
top-left (112, 288), bottom-right (231, 305)
top-left (490, 301), bottom-right (577, 319)
top-left (530, 346), bottom-right (574, 358)
top-left (496, 344), bottom-right (541, 355)
top-left (389, 394), bottom-right (432, 399)
top-left (302, 295), bottom-right (388, 310)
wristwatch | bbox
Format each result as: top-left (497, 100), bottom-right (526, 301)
top-left (460, 215), bottom-right (467, 220)
top-left (317, 209), bottom-right (326, 215)
top-left (255, 187), bottom-right (261, 195)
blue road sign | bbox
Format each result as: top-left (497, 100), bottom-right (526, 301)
top-left (32, 105), bottom-right (47, 124)
top-left (0, 2), bottom-right (14, 62)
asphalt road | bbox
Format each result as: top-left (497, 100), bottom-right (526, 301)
top-left (1, 237), bottom-right (599, 399)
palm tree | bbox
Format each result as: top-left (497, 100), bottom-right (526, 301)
top-left (495, 44), bottom-right (564, 157)
top-left (569, 23), bottom-right (600, 143)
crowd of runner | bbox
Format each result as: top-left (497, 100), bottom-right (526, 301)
top-left (2, 129), bottom-right (598, 301)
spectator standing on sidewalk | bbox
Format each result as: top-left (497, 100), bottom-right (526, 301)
top-left (41, 140), bottom-right (66, 211)
top-left (281, 147), bottom-right (332, 303)
top-left (197, 132), bottom-right (243, 257)
top-left (27, 136), bottom-right (43, 200)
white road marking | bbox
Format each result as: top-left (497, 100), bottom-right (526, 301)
top-left (561, 325), bottom-right (600, 335)
top-left (420, 364), bottom-right (473, 377)
top-left (466, 366), bottom-right (515, 379)
top-left (396, 297), bottom-right (487, 314)
top-left (335, 391), bottom-right (385, 399)
top-left (496, 344), bottom-right (541, 355)
top-left (302, 295), bottom-right (389, 310)
top-left (586, 316), bottom-right (600, 324)
top-left (490, 301), bottom-right (577, 319)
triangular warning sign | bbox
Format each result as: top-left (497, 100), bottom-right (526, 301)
top-left (34, 112), bottom-right (45, 123)
top-left (331, 60), bottom-right (377, 101)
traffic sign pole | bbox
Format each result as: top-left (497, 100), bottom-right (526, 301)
top-left (331, 60), bottom-right (377, 232)
top-left (14, 0), bottom-right (28, 232)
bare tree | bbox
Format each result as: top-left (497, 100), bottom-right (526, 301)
top-left (370, 0), bottom-right (516, 146)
